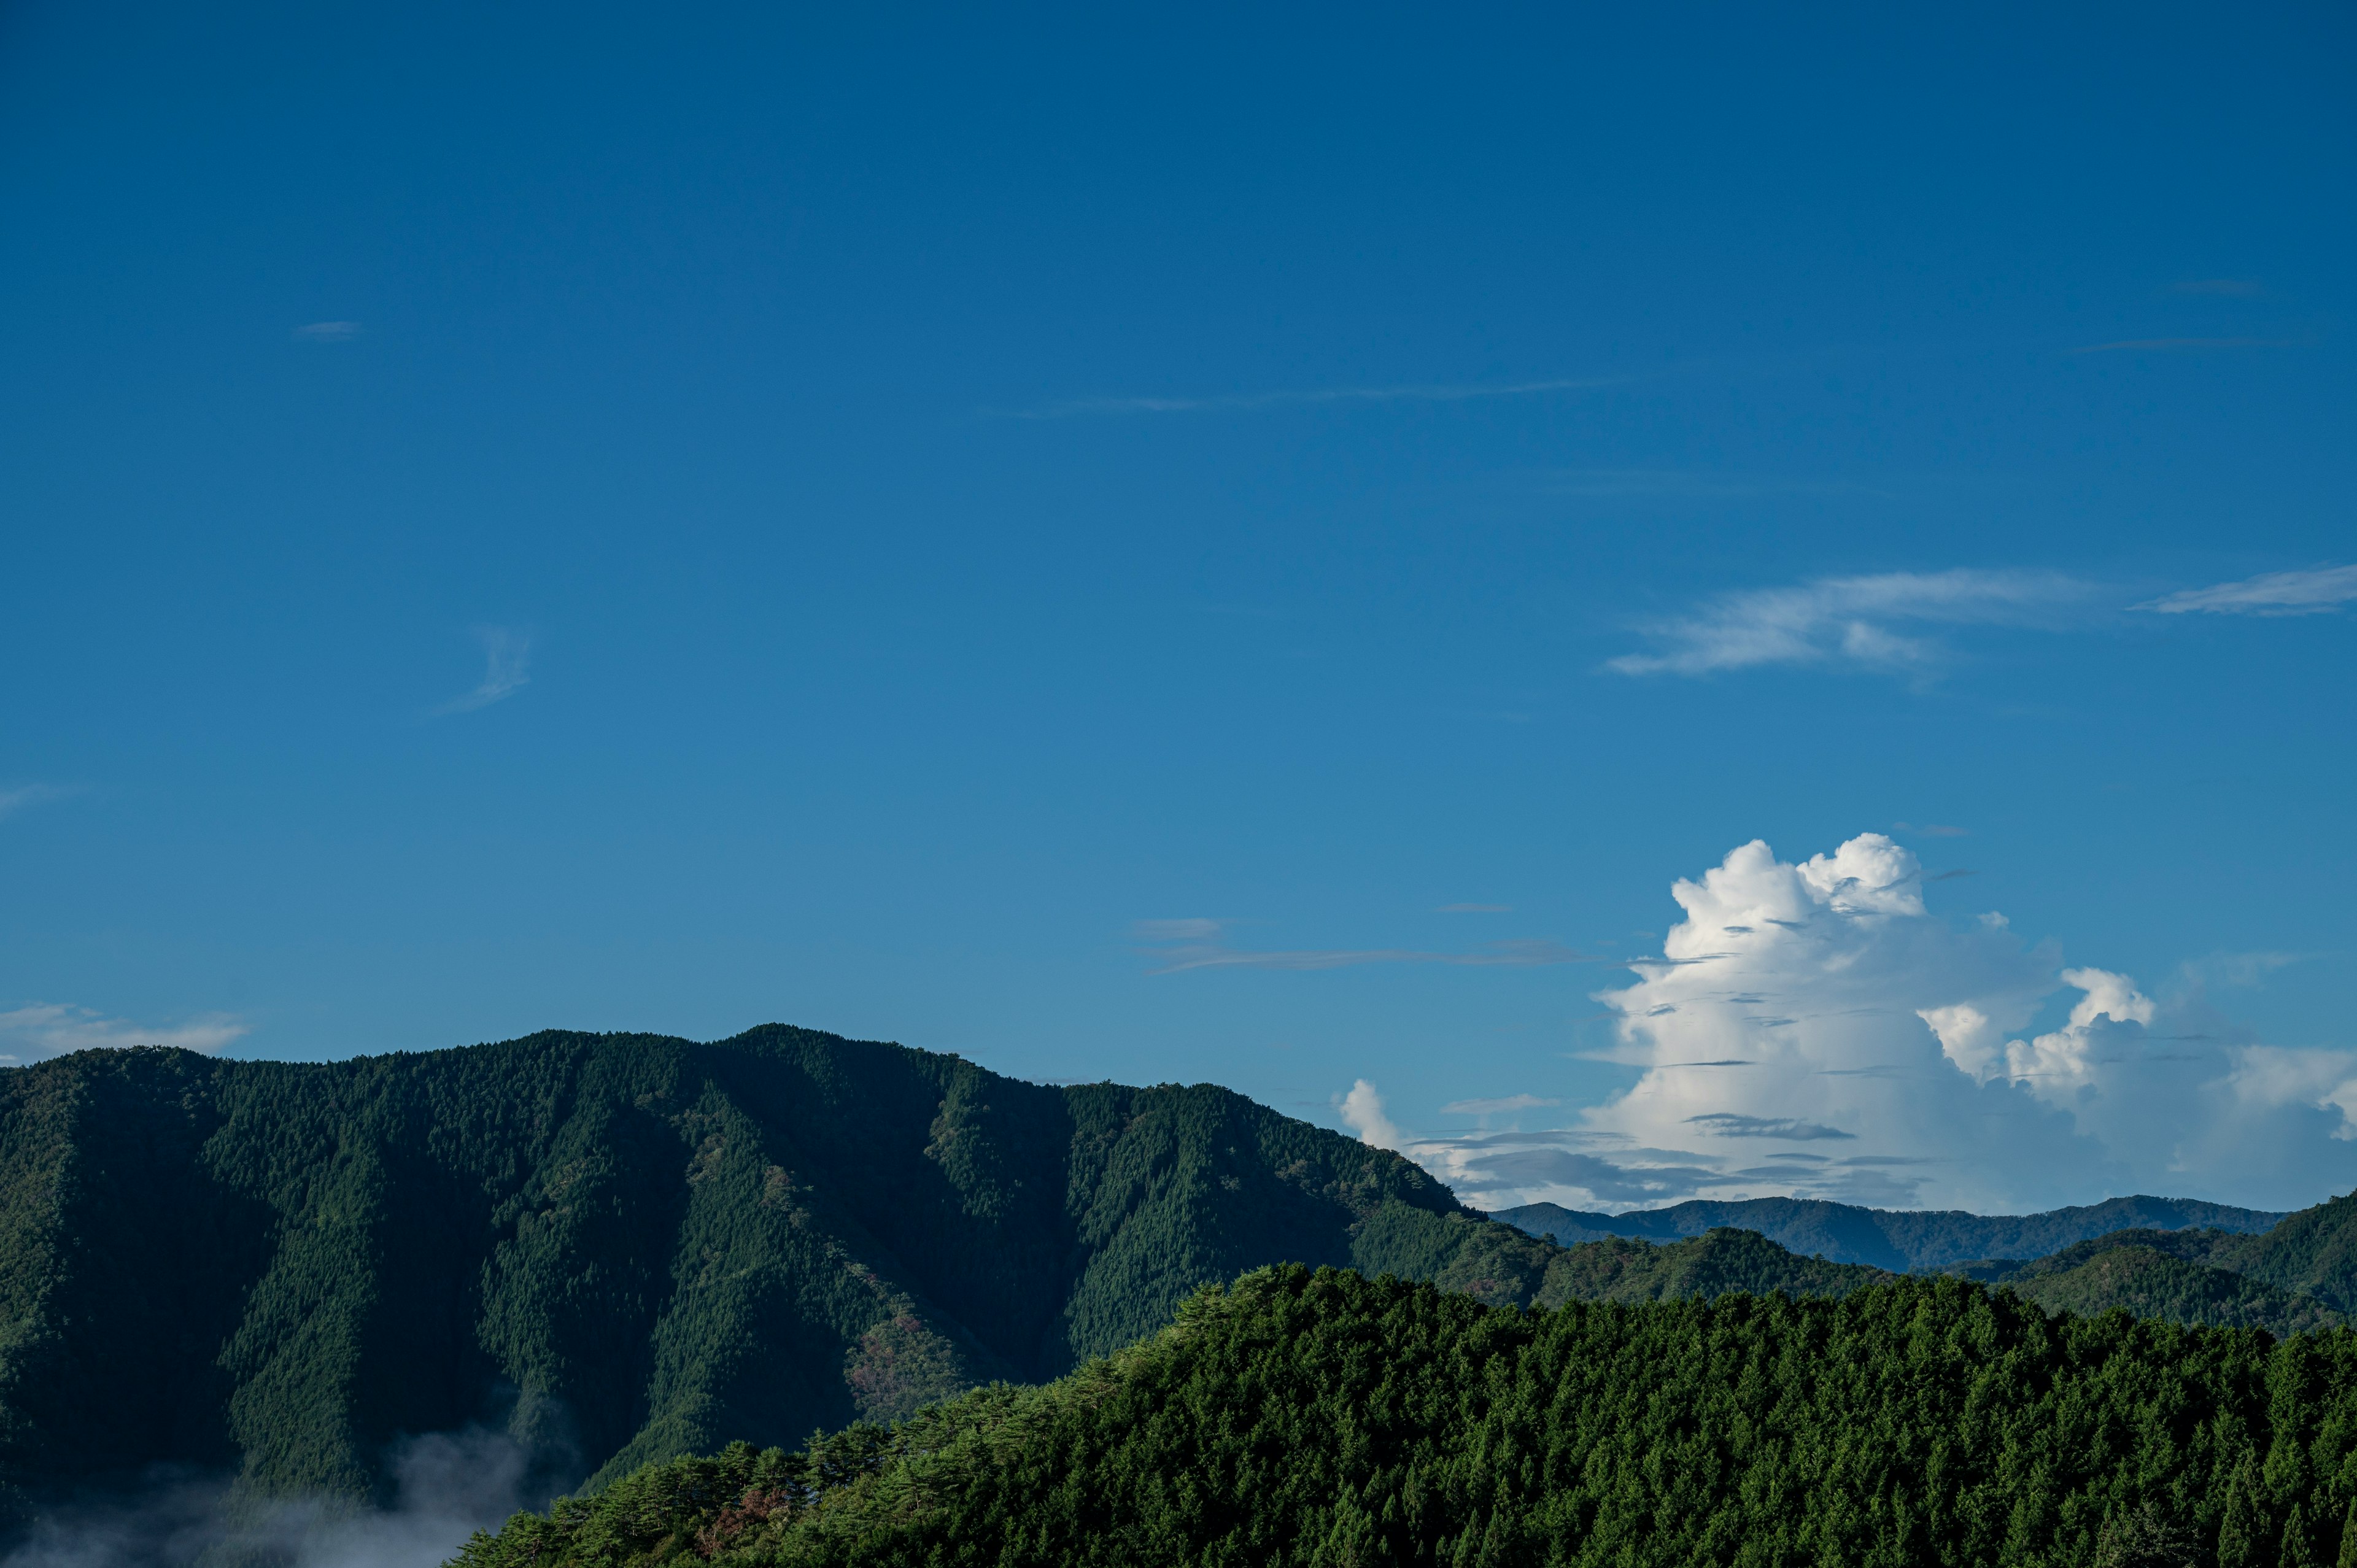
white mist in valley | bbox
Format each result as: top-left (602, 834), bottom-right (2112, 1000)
top-left (2, 1429), bottom-right (535, 1568)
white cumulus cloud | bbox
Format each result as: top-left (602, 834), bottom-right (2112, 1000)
top-left (1335, 1078), bottom-right (1410, 1151)
top-left (1345, 833), bottom-right (2357, 1214)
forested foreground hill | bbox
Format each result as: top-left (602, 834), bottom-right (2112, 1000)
top-left (456, 1265), bottom-right (2357, 1568)
top-left (7, 1025), bottom-right (2352, 1535)
top-left (0, 1027), bottom-right (1482, 1511)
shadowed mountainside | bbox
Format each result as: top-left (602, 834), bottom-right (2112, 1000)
top-left (6, 1024), bottom-right (2349, 1533)
top-left (0, 1026), bottom-right (1474, 1514)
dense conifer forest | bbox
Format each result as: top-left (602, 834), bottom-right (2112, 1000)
top-left (7, 1022), bottom-right (2357, 1558)
top-left (456, 1264), bottom-right (2357, 1568)
top-left (0, 1025), bottom-right (1474, 1515)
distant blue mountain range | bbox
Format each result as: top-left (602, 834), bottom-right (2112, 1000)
top-left (1490, 1194), bottom-right (2288, 1272)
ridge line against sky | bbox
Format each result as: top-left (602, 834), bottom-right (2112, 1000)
top-left (0, 0), bottom-right (2347, 1218)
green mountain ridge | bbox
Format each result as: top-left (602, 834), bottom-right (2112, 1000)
top-left (0, 1026), bottom-right (1476, 1514)
top-left (9, 1022), bottom-right (2357, 1539)
top-left (455, 1263), bottom-right (2357, 1568)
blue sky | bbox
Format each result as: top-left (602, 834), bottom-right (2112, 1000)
top-left (2, 1), bottom-right (2351, 1212)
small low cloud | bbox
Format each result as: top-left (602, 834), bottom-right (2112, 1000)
top-left (0, 784), bottom-right (74, 822)
top-left (1607, 568), bottom-right (2094, 678)
top-left (293, 321), bottom-right (362, 342)
top-left (2137, 564), bottom-right (2357, 617)
top-left (433, 627), bottom-right (532, 714)
top-left (991, 376), bottom-right (1618, 420)
top-left (1436, 903), bottom-right (1513, 914)
top-left (0, 1003), bottom-right (248, 1064)
top-left (1442, 1094), bottom-right (1562, 1115)
top-left (2068, 336), bottom-right (2289, 354)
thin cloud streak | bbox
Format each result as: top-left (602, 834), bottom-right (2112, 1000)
top-left (1132, 918), bottom-right (1224, 941)
top-left (1606, 568), bottom-right (2094, 678)
top-left (0, 784), bottom-right (73, 822)
top-left (1443, 1094), bottom-right (1562, 1115)
top-left (989, 376), bottom-right (1620, 419)
top-left (2138, 565), bottom-right (2357, 617)
top-left (1546, 468), bottom-right (1890, 500)
top-left (434, 627), bottom-right (533, 714)
top-left (1148, 938), bottom-right (1612, 975)
top-left (293, 321), bottom-right (362, 341)
top-left (2068, 336), bottom-right (2290, 353)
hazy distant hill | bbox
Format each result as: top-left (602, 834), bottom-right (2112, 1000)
top-left (0, 1027), bottom-right (1479, 1513)
top-left (1351, 1208), bottom-right (1890, 1308)
top-left (1948, 1230), bottom-right (2343, 1337)
top-left (1494, 1192), bottom-right (2286, 1270)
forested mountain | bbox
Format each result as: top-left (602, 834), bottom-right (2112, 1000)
top-left (1496, 1192), bottom-right (2286, 1270)
top-left (0, 1026), bottom-right (1481, 1515)
top-left (6, 1023), bottom-right (2353, 1539)
top-left (1950, 1232), bottom-right (2344, 1337)
top-left (1349, 1208), bottom-right (1889, 1309)
top-left (457, 1264), bottom-right (2357, 1568)
top-left (1919, 1191), bottom-right (2357, 1339)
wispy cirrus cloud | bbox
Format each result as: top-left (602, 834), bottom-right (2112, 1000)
top-left (1135, 916), bottom-right (1613, 974)
top-left (1131, 918), bottom-right (1225, 941)
top-left (990, 376), bottom-right (1618, 420)
top-left (0, 784), bottom-right (74, 822)
top-left (293, 321), bottom-right (362, 342)
top-left (2137, 564), bottom-right (2357, 617)
top-left (1606, 568), bottom-right (2094, 677)
top-left (1546, 469), bottom-right (1889, 501)
top-left (433, 627), bottom-right (532, 714)
top-left (0, 1003), bottom-right (247, 1064)
top-left (1148, 938), bottom-right (1605, 975)
top-left (1442, 1094), bottom-right (1561, 1115)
